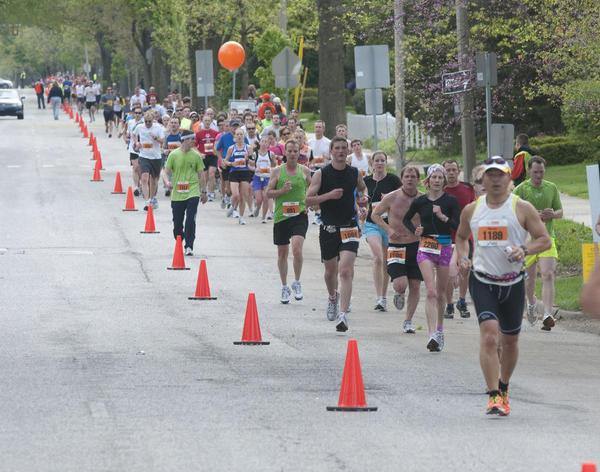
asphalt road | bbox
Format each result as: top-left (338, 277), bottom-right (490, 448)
top-left (0, 90), bottom-right (598, 472)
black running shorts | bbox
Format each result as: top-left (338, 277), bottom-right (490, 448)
top-left (387, 241), bottom-right (423, 281)
top-left (273, 213), bottom-right (308, 245)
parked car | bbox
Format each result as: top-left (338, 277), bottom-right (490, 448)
top-left (0, 89), bottom-right (25, 119)
top-left (0, 78), bottom-right (14, 89)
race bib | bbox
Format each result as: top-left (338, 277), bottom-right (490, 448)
top-left (106, 100), bottom-right (113, 106)
top-left (142, 142), bottom-right (153, 149)
top-left (176, 181), bottom-right (190, 193)
top-left (205, 143), bottom-right (214, 153)
top-left (419, 237), bottom-right (441, 255)
top-left (477, 219), bottom-right (509, 247)
top-left (234, 158), bottom-right (246, 167)
top-left (282, 201), bottom-right (300, 217)
top-left (387, 246), bottom-right (406, 265)
top-left (168, 142), bottom-right (180, 149)
top-left (371, 201), bottom-right (388, 219)
top-left (313, 157), bottom-right (325, 166)
top-left (340, 227), bottom-right (360, 244)
top-left (258, 167), bottom-right (271, 175)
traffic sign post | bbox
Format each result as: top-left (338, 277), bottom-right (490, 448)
top-left (272, 47), bottom-right (301, 111)
top-left (490, 124), bottom-right (514, 161)
top-left (354, 45), bottom-right (390, 150)
top-left (196, 50), bottom-right (215, 110)
top-left (476, 52), bottom-right (497, 158)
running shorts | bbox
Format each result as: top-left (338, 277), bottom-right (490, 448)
top-left (273, 213), bottom-right (308, 245)
top-left (387, 241), bottom-right (423, 281)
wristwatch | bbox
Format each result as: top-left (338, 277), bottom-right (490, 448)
top-left (520, 245), bottom-right (529, 255)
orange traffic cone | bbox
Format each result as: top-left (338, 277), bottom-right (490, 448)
top-left (88, 132), bottom-right (94, 146)
top-left (112, 172), bottom-right (125, 194)
top-left (96, 152), bottom-right (104, 170)
top-left (75, 112), bottom-right (79, 122)
top-left (91, 148), bottom-right (97, 161)
top-left (327, 340), bottom-right (377, 411)
top-left (582, 464), bottom-right (597, 472)
top-left (90, 160), bottom-right (103, 182)
top-left (122, 186), bottom-right (138, 211)
top-left (69, 109), bottom-right (73, 119)
top-left (167, 235), bottom-right (190, 270)
top-left (83, 125), bottom-right (88, 138)
top-left (233, 293), bottom-right (269, 345)
top-left (189, 260), bottom-right (217, 300)
top-left (92, 136), bottom-right (98, 153)
top-left (140, 205), bottom-right (159, 233)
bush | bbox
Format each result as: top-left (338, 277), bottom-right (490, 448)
top-left (363, 137), bottom-right (397, 156)
top-left (351, 88), bottom-right (395, 115)
top-left (529, 136), bottom-right (595, 165)
top-left (300, 87), bottom-right (318, 113)
top-left (554, 218), bottom-right (593, 275)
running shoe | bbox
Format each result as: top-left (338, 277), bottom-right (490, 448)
top-left (267, 210), bottom-right (274, 220)
top-left (500, 390), bottom-right (511, 415)
top-left (165, 188), bottom-right (171, 197)
top-left (436, 330), bottom-right (445, 351)
top-left (226, 206), bottom-right (234, 217)
top-left (291, 281), bottom-right (303, 300)
top-left (207, 193), bottom-right (215, 201)
top-left (151, 197), bottom-right (158, 210)
top-left (426, 335), bottom-right (440, 352)
top-left (486, 394), bottom-right (507, 416)
top-left (526, 299), bottom-right (537, 325)
top-left (185, 247), bottom-right (193, 256)
top-left (248, 209), bottom-right (255, 217)
top-left (327, 292), bottom-right (339, 321)
top-left (134, 187), bottom-right (141, 197)
top-left (261, 217), bottom-right (268, 224)
top-left (233, 209), bottom-right (240, 218)
top-left (312, 213), bottom-right (322, 225)
top-left (221, 198), bottom-right (226, 209)
top-left (402, 320), bottom-right (415, 334)
top-left (280, 285), bottom-right (291, 304)
top-left (335, 312), bottom-right (348, 332)
top-left (541, 313), bottom-right (555, 331)
top-left (393, 292), bottom-right (405, 310)
top-left (444, 305), bottom-right (455, 319)
top-left (457, 300), bottom-right (470, 318)
top-left (143, 200), bottom-right (151, 211)
top-left (374, 297), bottom-right (387, 312)
top-left (238, 216), bottom-right (246, 225)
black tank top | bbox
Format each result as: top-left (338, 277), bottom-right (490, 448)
top-left (318, 164), bottom-right (358, 226)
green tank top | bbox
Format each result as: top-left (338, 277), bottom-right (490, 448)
top-left (274, 164), bottom-right (307, 224)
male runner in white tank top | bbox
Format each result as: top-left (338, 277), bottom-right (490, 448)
top-left (455, 156), bottom-right (550, 416)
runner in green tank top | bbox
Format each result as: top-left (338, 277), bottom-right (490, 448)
top-left (267, 139), bottom-right (312, 304)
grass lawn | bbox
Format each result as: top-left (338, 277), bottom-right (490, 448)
top-left (542, 162), bottom-right (591, 199)
top-left (535, 276), bottom-right (583, 312)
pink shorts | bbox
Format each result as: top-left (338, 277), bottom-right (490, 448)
top-left (416, 244), bottom-right (453, 267)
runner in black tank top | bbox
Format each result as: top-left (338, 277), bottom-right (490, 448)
top-left (306, 136), bottom-right (369, 333)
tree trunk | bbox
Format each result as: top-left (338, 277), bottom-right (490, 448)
top-left (393, 0), bottom-right (406, 173)
top-left (317, 0), bottom-right (346, 138)
top-left (131, 21), bottom-right (153, 89)
top-left (95, 32), bottom-right (113, 85)
top-left (239, 7), bottom-right (249, 99)
top-left (456, 0), bottom-right (476, 181)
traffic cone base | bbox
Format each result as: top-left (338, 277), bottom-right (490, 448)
top-left (167, 235), bottom-right (190, 270)
top-left (327, 339), bottom-right (377, 412)
top-left (233, 293), bottom-right (268, 345)
top-left (189, 260), bottom-right (217, 300)
top-left (141, 230), bottom-right (160, 233)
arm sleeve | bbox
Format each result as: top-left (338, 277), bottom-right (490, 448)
top-left (552, 185), bottom-right (562, 210)
top-left (403, 200), bottom-right (419, 233)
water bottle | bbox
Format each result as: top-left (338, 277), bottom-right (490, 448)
top-left (504, 246), bottom-right (515, 263)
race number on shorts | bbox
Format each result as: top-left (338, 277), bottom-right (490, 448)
top-left (340, 227), bottom-right (360, 244)
top-left (419, 237), bottom-right (441, 255)
top-left (282, 201), bottom-right (300, 217)
top-left (477, 219), bottom-right (509, 246)
top-left (387, 246), bottom-right (406, 264)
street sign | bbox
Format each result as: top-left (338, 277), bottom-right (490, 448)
top-left (229, 99), bottom-right (257, 113)
top-left (83, 63), bottom-right (91, 73)
top-left (442, 70), bottom-right (471, 95)
top-left (365, 88), bottom-right (383, 115)
top-left (272, 47), bottom-right (301, 89)
top-left (195, 50), bottom-right (215, 98)
top-left (476, 52), bottom-right (497, 87)
top-left (354, 45), bottom-right (390, 89)
top-left (490, 123), bottom-right (514, 161)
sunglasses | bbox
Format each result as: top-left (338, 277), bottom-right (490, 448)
top-left (246, 127), bottom-right (255, 130)
top-left (176, 108), bottom-right (183, 112)
top-left (483, 157), bottom-right (507, 165)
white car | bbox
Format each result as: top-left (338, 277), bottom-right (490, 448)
top-left (0, 78), bottom-right (14, 89)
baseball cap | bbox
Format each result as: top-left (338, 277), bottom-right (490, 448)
top-left (190, 111), bottom-right (199, 117)
top-left (483, 156), bottom-right (510, 173)
top-left (260, 93), bottom-right (270, 100)
top-left (230, 119), bottom-right (241, 126)
top-left (273, 97), bottom-right (281, 104)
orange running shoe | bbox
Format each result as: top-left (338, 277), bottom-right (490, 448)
top-left (486, 394), bottom-right (506, 415)
top-left (500, 391), bottom-right (511, 416)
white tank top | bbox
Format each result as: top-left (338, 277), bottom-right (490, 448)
top-left (471, 194), bottom-right (528, 286)
top-left (350, 153), bottom-right (369, 176)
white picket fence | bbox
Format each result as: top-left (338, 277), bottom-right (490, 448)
top-left (347, 112), bottom-right (436, 150)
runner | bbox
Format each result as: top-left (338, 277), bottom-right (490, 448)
top-left (134, 110), bottom-right (166, 210)
top-left (165, 130), bottom-right (208, 256)
top-left (252, 136), bottom-right (277, 223)
top-left (100, 87), bottom-right (116, 137)
top-left (217, 119), bottom-right (248, 216)
top-left (514, 156), bottom-right (563, 330)
top-left (455, 156), bottom-right (551, 415)
top-left (223, 128), bottom-right (254, 225)
top-left (75, 79), bottom-right (85, 114)
top-left (113, 91), bottom-right (124, 128)
top-left (361, 151), bottom-right (401, 311)
top-left (442, 159), bottom-right (476, 319)
top-left (195, 114), bottom-right (219, 201)
top-left (162, 116), bottom-right (182, 197)
top-left (347, 139), bottom-right (370, 176)
top-left (371, 165), bottom-right (423, 332)
top-left (84, 80), bottom-right (97, 122)
top-left (402, 164), bottom-right (460, 351)
top-left (123, 106), bottom-right (143, 196)
top-left (266, 139), bottom-right (312, 303)
top-left (62, 75), bottom-right (73, 106)
top-left (305, 136), bottom-right (369, 332)
top-left (93, 80), bottom-right (102, 112)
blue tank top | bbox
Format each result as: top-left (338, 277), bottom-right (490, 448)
top-left (229, 144), bottom-right (249, 172)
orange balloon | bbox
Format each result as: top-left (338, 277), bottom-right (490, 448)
top-left (218, 41), bottom-right (246, 71)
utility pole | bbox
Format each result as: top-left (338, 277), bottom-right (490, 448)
top-left (455, 0), bottom-right (476, 181)
top-left (393, 0), bottom-right (406, 173)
